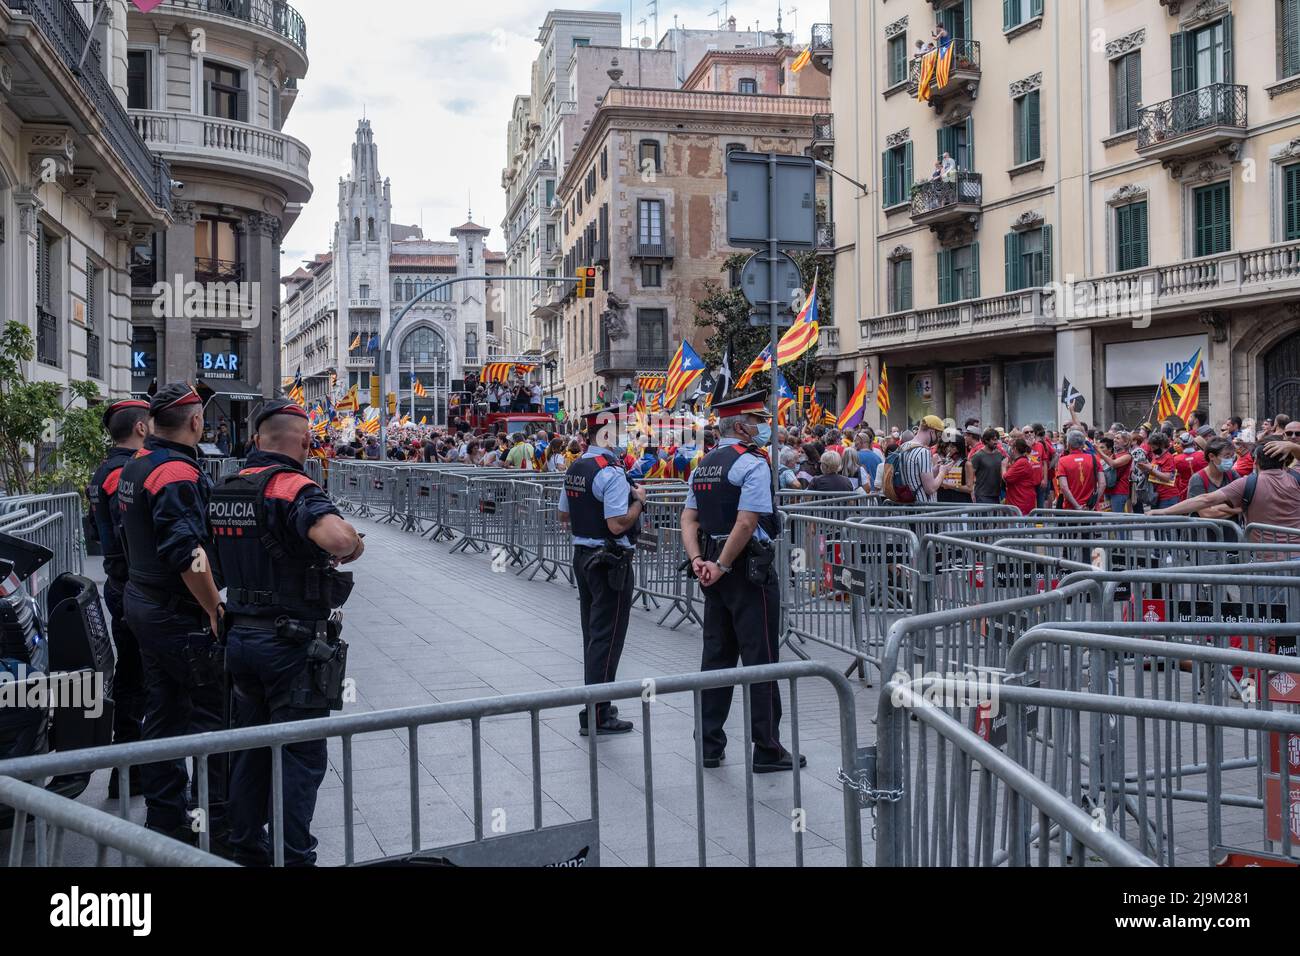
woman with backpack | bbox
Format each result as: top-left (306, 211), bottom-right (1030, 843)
top-left (1097, 433), bottom-right (1134, 514)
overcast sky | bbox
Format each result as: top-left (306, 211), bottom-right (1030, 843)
top-left (278, 0), bottom-right (827, 272)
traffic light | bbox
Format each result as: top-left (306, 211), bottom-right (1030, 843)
top-left (576, 266), bottom-right (599, 299)
top-left (369, 378), bottom-right (380, 409)
top-left (387, 392), bottom-right (398, 416)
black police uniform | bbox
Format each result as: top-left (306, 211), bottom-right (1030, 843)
top-left (118, 393), bottom-right (227, 837)
top-left (690, 434), bottom-right (789, 768)
top-left (564, 447), bottom-right (636, 734)
top-left (87, 408), bottom-right (147, 788)
top-left (210, 416), bottom-right (352, 867)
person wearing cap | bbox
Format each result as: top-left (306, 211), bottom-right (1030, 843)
top-left (680, 390), bottom-right (805, 774)
top-left (558, 405), bottom-right (643, 736)
top-left (87, 399), bottom-right (151, 799)
top-left (209, 398), bottom-right (364, 866)
top-left (117, 383), bottom-right (228, 846)
top-left (893, 415), bottom-right (946, 504)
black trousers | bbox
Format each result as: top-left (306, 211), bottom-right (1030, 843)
top-left (103, 578), bottom-right (144, 746)
top-left (225, 625), bottom-right (329, 867)
top-left (124, 584), bottom-right (228, 833)
top-left (699, 562), bottom-right (784, 762)
top-left (573, 546), bottom-right (634, 721)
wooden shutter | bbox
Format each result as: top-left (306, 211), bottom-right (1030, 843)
top-left (1126, 52), bottom-right (1141, 130)
top-left (900, 258), bottom-right (912, 310)
top-left (962, 0), bottom-right (972, 39)
top-left (1040, 224), bottom-right (1053, 284)
top-left (1222, 13), bottom-right (1233, 85)
top-left (1005, 231), bottom-right (1021, 291)
top-left (1286, 165), bottom-right (1300, 240)
top-left (904, 141), bottom-right (913, 194)
top-left (1030, 0), bottom-right (1043, 17)
top-left (1003, 0), bottom-right (1014, 31)
top-left (36, 223), bottom-right (49, 307)
top-left (881, 150), bottom-right (891, 207)
top-left (937, 249), bottom-right (953, 304)
top-left (1284, 0), bottom-right (1300, 79)
top-left (1027, 90), bottom-right (1041, 160)
top-left (965, 116), bottom-right (975, 170)
top-left (968, 243), bottom-right (981, 299)
top-left (1171, 32), bottom-right (1189, 96)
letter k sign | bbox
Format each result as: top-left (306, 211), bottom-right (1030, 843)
top-left (131, 0), bottom-right (165, 11)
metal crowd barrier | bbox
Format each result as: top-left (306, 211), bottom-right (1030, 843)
top-left (1, 662), bottom-right (863, 868)
top-left (0, 508), bottom-right (67, 609)
top-left (0, 492), bottom-right (84, 584)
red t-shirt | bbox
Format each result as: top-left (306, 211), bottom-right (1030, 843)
top-left (1055, 451), bottom-right (1099, 510)
top-left (1235, 452), bottom-right (1255, 476)
top-left (1112, 456), bottom-right (1133, 496)
top-left (1173, 452), bottom-right (1200, 499)
top-left (1004, 457), bottom-right (1039, 515)
top-left (1150, 452), bottom-right (1182, 501)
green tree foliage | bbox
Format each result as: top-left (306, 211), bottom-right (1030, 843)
top-left (0, 321), bottom-right (106, 495)
top-left (692, 250), bottom-right (834, 399)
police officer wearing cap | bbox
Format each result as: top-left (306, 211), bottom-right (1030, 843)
top-left (87, 399), bottom-right (150, 798)
top-left (680, 390), bottom-right (805, 773)
top-left (557, 405), bottom-right (643, 736)
top-left (118, 383), bottom-right (227, 842)
top-left (210, 399), bottom-right (364, 866)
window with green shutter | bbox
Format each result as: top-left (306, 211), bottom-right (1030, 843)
top-left (888, 34), bottom-right (908, 86)
top-left (1115, 202), bottom-right (1149, 271)
top-left (942, 0), bottom-right (972, 40)
top-left (1005, 226), bottom-right (1052, 291)
top-left (882, 141), bottom-right (913, 208)
top-left (1284, 164), bottom-right (1300, 241)
top-left (938, 119), bottom-right (974, 171)
top-left (890, 258), bottom-right (913, 312)
top-left (1014, 90), bottom-right (1041, 165)
top-left (1111, 51), bottom-right (1141, 133)
top-left (939, 243), bottom-right (980, 304)
top-left (1193, 182), bottom-right (1231, 257)
top-left (1281, 0), bottom-right (1300, 78)
top-left (1004, 0), bottom-right (1043, 31)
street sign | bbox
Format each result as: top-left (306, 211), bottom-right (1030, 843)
top-left (739, 251), bottom-right (803, 311)
top-left (544, 397), bottom-right (559, 415)
top-left (726, 152), bottom-right (817, 250)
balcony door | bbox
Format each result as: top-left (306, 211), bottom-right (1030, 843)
top-left (638, 200), bottom-right (663, 250)
top-left (1172, 16), bottom-right (1233, 127)
top-left (939, 0), bottom-right (971, 41)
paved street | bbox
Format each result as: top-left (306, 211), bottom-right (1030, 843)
top-left (69, 514), bottom-right (874, 867)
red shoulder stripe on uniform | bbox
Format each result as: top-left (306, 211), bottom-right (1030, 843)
top-left (239, 467), bottom-right (273, 476)
top-left (101, 467), bottom-right (123, 497)
top-left (265, 472), bottom-right (316, 502)
top-left (143, 460), bottom-right (200, 495)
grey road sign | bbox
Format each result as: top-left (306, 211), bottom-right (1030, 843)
top-left (726, 152), bottom-right (817, 250)
top-left (740, 251), bottom-right (803, 312)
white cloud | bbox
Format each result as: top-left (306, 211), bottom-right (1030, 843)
top-left (278, 0), bottom-right (813, 269)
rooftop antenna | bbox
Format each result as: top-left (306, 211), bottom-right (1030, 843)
top-left (708, 6), bottom-right (719, 28)
top-left (647, 0), bottom-right (658, 45)
top-left (789, 6), bottom-right (798, 35)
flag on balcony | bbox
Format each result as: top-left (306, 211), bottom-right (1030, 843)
top-left (349, 332), bottom-right (361, 351)
top-left (1171, 348), bottom-right (1203, 424)
top-left (916, 50), bottom-right (938, 103)
top-left (130, 0), bottom-right (166, 12)
top-left (367, 332), bottom-right (379, 353)
top-left (838, 370), bottom-right (871, 430)
top-left (774, 368), bottom-right (795, 426)
top-left (791, 47), bottom-right (812, 73)
top-left (934, 37), bottom-right (955, 91)
top-left (663, 341), bottom-right (707, 410)
top-left (877, 363), bottom-right (892, 417)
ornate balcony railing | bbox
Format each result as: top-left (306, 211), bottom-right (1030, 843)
top-left (910, 172), bottom-right (983, 219)
top-left (816, 222), bottom-right (836, 249)
top-left (86, 329), bottom-right (102, 378)
top-left (6, 0), bottom-right (174, 215)
top-left (812, 113), bottom-right (834, 143)
top-left (1137, 83), bottom-right (1247, 151)
top-left (195, 257), bottom-right (243, 282)
top-left (810, 23), bottom-right (832, 52)
top-left (907, 39), bottom-right (982, 97)
top-left (156, 0), bottom-right (306, 53)
top-left (631, 238), bottom-right (675, 260)
top-left (36, 307), bottom-right (59, 367)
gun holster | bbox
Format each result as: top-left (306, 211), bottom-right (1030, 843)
top-left (745, 539), bottom-right (777, 587)
top-left (183, 631), bottom-right (226, 689)
top-left (278, 615), bottom-right (348, 711)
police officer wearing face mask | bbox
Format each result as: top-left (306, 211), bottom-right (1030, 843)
top-left (87, 399), bottom-right (150, 799)
top-left (558, 405), bottom-right (644, 736)
top-left (680, 391), bottom-right (806, 774)
top-left (117, 383), bottom-right (227, 844)
top-left (209, 399), bottom-right (364, 867)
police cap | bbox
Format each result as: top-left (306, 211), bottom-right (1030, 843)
top-left (102, 399), bottom-right (149, 430)
top-left (149, 383), bottom-right (203, 417)
top-left (711, 390), bottom-right (773, 420)
top-left (254, 398), bottom-right (309, 433)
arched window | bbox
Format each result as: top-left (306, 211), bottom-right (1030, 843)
top-left (352, 217), bottom-right (360, 241)
top-left (466, 330), bottom-right (478, 363)
top-left (404, 279), bottom-right (414, 300)
top-left (367, 217), bottom-right (376, 241)
top-left (399, 326), bottom-right (447, 365)
top-left (394, 278), bottom-right (404, 301)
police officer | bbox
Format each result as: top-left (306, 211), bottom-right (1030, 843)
top-left (680, 391), bottom-right (805, 773)
top-left (210, 399), bottom-right (363, 866)
top-left (118, 383), bottom-right (227, 842)
top-left (558, 406), bottom-right (643, 736)
top-left (88, 399), bottom-right (151, 799)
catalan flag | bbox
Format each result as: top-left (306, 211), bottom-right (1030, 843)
top-left (349, 332), bottom-right (362, 351)
top-left (734, 344), bottom-right (773, 392)
top-left (335, 384), bottom-right (360, 414)
top-left (790, 46), bottom-right (812, 74)
top-left (412, 373), bottom-right (428, 399)
top-left (1156, 377), bottom-right (1179, 423)
top-left (734, 275), bottom-right (821, 389)
top-left (838, 369), bottom-right (870, 430)
top-left (638, 374), bottom-right (667, 394)
top-left (934, 36), bottom-right (955, 91)
top-left (482, 362), bottom-right (537, 384)
top-left (877, 362), bottom-right (891, 417)
top-left (663, 341), bottom-right (707, 410)
top-left (1171, 348), bottom-right (1203, 424)
top-left (288, 368), bottom-right (305, 406)
top-left (774, 368), bottom-right (795, 426)
top-left (419, 416), bottom-right (427, 425)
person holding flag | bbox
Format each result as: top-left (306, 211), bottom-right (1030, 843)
top-left (838, 367), bottom-right (871, 431)
top-left (663, 341), bottom-right (708, 410)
